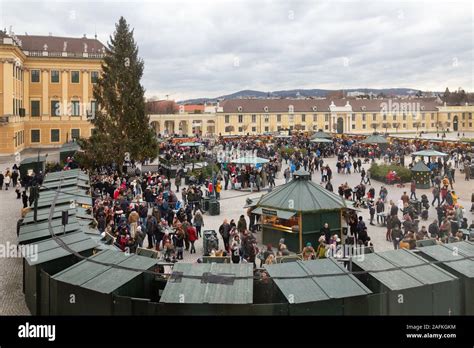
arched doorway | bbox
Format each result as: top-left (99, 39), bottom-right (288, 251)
top-left (179, 120), bottom-right (189, 135)
top-left (192, 120), bottom-right (202, 135)
top-left (453, 115), bottom-right (458, 131)
top-left (337, 117), bottom-right (344, 134)
top-left (150, 121), bottom-right (161, 136)
top-left (207, 120), bottom-right (216, 135)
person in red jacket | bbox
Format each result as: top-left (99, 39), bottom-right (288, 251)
top-left (187, 225), bottom-right (198, 254)
top-left (208, 181), bottom-right (214, 197)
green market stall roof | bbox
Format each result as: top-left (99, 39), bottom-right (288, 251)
top-left (20, 156), bottom-right (48, 165)
top-left (411, 161), bottom-right (431, 172)
top-left (160, 263), bottom-right (253, 304)
top-left (411, 150), bottom-right (448, 157)
top-left (310, 138), bottom-right (333, 143)
top-left (311, 130), bottom-right (332, 139)
top-left (59, 141), bottom-right (81, 152)
top-left (52, 249), bottom-right (159, 294)
top-left (43, 169), bottom-right (89, 182)
top-left (243, 197), bottom-right (260, 208)
top-left (22, 206), bottom-right (92, 224)
top-left (255, 170), bottom-right (348, 213)
top-left (264, 259), bottom-right (371, 304)
top-left (19, 216), bottom-right (82, 244)
top-left (179, 142), bottom-right (203, 147)
top-left (360, 134), bottom-right (389, 145)
top-left (417, 242), bottom-right (474, 278)
top-left (24, 232), bottom-right (98, 266)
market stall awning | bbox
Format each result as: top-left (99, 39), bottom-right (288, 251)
top-left (411, 150), bottom-right (448, 157)
top-left (243, 197), bottom-right (260, 208)
top-left (231, 156), bottom-right (270, 165)
top-left (20, 156), bottom-right (47, 165)
top-left (360, 134), bottom-right (389, 145)
top-left (60, 141), bottom-right (81, 152)
top-left (411, 161), bottom-right (431, 172)
top-left (311, 131), bottom-right (332, 139)
top-left (310, 138), bottom-right (333, 143)
top-left (179, 142), bottom-right (203, 147)
top-left (252, 206), bottom-right (296, 219)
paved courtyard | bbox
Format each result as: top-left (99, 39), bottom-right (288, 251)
top-left (0, 150), bottom-right (473, 315)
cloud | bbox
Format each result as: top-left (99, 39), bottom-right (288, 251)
top-left (3, 0), bottom-right (473, 100)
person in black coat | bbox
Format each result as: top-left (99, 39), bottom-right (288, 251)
top-left (320, 222), bottom-right (331, 244)
top-left (11, 170), bottom-right (19, 187)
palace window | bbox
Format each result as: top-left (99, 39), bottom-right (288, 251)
top-left (51, 70), bottom-right (60, 83)
top-left (31, 130), bottom-right (40, 143)
top-left (50, 129), bottom-right (60, 142)
top-left (31, 100), bottom-right (40, 117)
top-left (71, 128), bottom-right (80, 140)
top-left (71, 101), bottom-right (81, 116)
top-left (50, 100), bottom-right (60, 116)
top-left (71, 71), bottom-right (80, 83)
top-left (91, 71), bottom-right (99, 84)
top-left (31, 70), bottom-right (40, 83)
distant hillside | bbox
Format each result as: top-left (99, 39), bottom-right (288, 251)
top-left (179, 88), bottom-right (436, 104)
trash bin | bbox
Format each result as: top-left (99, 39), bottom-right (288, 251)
top-left (202, 197), bottom-right (210, 212)
top-left (409, 199), bottom-right (421, 215)
top-left (209, 199), bottom-right (220, 216)
top-left (203, 230), bottom-right (219, 256)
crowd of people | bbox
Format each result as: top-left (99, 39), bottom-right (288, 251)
top-left (7, 131), bottom-right (473, 267)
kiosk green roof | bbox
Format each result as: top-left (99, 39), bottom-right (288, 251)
top-left (160, 263), bottom-right (253, 304)
top-left (255, 170), bottom-right (347, 213)
top-left (264, 259), bottom-right (371, 304)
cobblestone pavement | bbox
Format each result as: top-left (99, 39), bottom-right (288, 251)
top-left (0, 151), bottom-right (472, 314)
top-left (0, 181), bottom-right (30, 315)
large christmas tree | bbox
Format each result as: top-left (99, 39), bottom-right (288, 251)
top-left (78, 17), bottom-right (158, 172)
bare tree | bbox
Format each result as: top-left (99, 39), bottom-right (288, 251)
top-left (382, 122), bottom-right (391, 134)
top-left (392, 122), bottom-right (400, 133)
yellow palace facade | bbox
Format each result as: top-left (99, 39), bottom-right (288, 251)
top-left (0, 30), bottom-right (103, 156)
top-left (149, 98), bottom-right (474, 137)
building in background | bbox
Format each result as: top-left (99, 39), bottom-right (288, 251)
top-left (149, 98), bottom-right (474, 137)
top-left (0, 30), bottom-right (104, 156)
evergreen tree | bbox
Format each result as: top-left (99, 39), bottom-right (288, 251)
top-left (78, 17), bottom-right (158, 172)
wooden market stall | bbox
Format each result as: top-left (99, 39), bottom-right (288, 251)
top-left (253, 170), bottom-right (349, 252)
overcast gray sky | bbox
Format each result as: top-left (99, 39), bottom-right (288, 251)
top-left (2, 0), bottom-right (473, 100)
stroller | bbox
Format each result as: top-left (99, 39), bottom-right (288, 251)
top-left (421, 194), bottom-right (430, 210)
